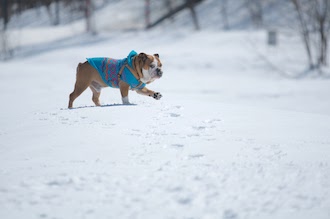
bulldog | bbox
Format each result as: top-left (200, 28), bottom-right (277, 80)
top-left (68, 50), bottom-right (163, 108)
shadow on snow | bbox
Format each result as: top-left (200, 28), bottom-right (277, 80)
top-left (61, 103), bottom-right (137, 110)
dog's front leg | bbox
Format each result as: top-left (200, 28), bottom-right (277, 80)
top-left (119, 81), bottom-right (131, 104)
top-left (136, 87), bottom-right (162, 100)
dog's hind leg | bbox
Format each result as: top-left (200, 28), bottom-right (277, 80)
top-left (68, 62), bottom-right (92, 108)
top-left (68, 83), bottom-right (90, 108)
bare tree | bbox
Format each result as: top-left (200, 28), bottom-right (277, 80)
top-left (1, 0), bottom-right (9, 30)
top-left (291, 0), bottom-right (314, 68)
top-left (221, 0), bottom-right (229, 30)
top-left (246, 0), bottom-right (263, 28)
top-left (291, 0), bottom-right (330, 69)
top-left (85, 0), bottom-right (96, 34)
top-left (1, 0), bottom-right (11, 60)
top-left (187, 0), bottom-right (200, 30)
top-left (311, 0), bottom-right (330, 66)
top-left (146, 0), bottom-right (202, 30)
top-left (54, 0), bottom-right (60, 25)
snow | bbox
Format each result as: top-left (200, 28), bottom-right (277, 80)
top-left (1, 2), bottom-right (330, 219)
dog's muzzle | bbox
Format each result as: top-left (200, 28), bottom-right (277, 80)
top-left (156, 68), bottom-right (163, 77)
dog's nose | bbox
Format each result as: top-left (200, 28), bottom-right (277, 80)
top-left (156, 68), bottom-right (163, 77)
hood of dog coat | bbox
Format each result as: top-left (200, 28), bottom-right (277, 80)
top-left (127, 50), bottom-right (137, 68)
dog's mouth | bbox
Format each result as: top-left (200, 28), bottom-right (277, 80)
top-left (150, 68), bottom-right (163, 79)
top-left (156, 68), bottom-right (163, 78)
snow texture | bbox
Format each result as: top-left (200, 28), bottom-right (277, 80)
top-left (1, 2), bottom-right (330, 219)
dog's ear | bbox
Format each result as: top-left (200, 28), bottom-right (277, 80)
top-left (154, 53), bottom-right (159, 58)
top-left (138, 53), bottom-right (148, 64)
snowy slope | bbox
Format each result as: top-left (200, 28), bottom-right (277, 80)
top-left (1, 2), bottom-right (330, 217)
top-left (1, 28), bottom-right (330, 219)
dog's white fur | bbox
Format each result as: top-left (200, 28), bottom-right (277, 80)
top-left (122, 96), bottom-right (130, 105)
top-left (141, 56), bottom-right (160, 83)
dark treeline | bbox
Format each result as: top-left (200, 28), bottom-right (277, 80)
top-left (0, 0), bottom-right (85, 28)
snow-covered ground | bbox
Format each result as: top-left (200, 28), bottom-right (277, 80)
top-left (1, 2), bottom-right (330, 219)
top-left (1, 28), bottom-right (330, 219)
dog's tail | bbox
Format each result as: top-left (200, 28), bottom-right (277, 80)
top-left (76, 62), bottom-right (83, 74)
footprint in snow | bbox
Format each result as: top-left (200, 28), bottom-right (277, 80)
top-left (174, 105), bottom-right (184, 110)
top-left (178, 197), bottom-right (192, 205)
top-left (192, 126), bottom-right (207, 131)
top-left (171, 144), bottom-right (184, 148)
top-left (169, 113), bottom-right (180, 117)
top-left (204, 118), bottom-right (221, 123)
top-left (188, 154), bottom-right (204, 159)
top-left (39, 213), bottom-right (48, 218)
top-left (223, 209), bottom-right (238, 219)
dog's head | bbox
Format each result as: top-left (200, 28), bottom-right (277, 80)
top-left (136, 53), bottom-right (163, 84)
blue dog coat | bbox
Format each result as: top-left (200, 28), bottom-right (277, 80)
top-left (87, 50), bottom-right (146, 90)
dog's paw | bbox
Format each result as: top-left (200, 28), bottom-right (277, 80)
top-left (153, 92), bottom-right (162, 100)
top-left (122, 96), bottom-right (131, 105)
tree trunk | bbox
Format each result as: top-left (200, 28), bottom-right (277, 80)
top-left (85, 0), bottom-right (95, 34)
top-left (318, 21), bottom-right (327, 66)
top-left (314, 0), bottom-right (329, 67)
top-left (145, 0), bottom-right (150, 27)
top-left (221, 0), bottom-right (229, 30)
top-left (246, 0), bottom-right (263, 28)
top-left (54, 0), bottom-right (60, 25)
top-left (291, 0), bottom-right (314, 69)
top-left (2, 0), bottom-right (9, 30)
top-left (85, 0), bottom-right (91, 32)
top-left (187, 0), bottom-right (200, 30)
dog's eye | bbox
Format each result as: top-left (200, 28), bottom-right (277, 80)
top-left (150, 64), bottom-right (155, 68)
